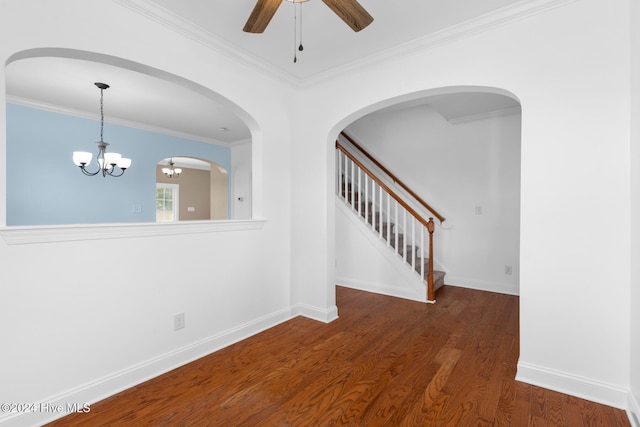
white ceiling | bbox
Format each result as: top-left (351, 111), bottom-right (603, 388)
top-left (5, 57), bottom-right (251, 145)
top-left (5, 0), bottom-right (526, 145)
top-left (142, 0), bottom-right (524, 81)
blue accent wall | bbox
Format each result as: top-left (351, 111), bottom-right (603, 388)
top-left (7, 103), bottom-right (232, 226)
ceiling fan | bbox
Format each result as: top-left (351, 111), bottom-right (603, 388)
top-left (243, 0), bottom-right (374, 34)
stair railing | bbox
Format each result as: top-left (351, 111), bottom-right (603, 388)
top-left (340, 131), bottom-right (445, 223)
top-left (336, 141), bottom-right (436, 301)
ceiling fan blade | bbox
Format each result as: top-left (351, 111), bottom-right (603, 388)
top-left (243, 0), bottom-right (283, 33)
top-left (322, 0), bottom-right (373, 32)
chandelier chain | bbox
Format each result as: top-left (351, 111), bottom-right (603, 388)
top-left (100, 87), bottom-right (105, 142)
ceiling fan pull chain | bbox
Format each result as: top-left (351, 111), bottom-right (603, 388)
top-left (298, 2), bottom-right (304, 51)
top-left (293, 2), bottom-right (297, 63)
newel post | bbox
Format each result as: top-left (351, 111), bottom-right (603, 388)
top-left (427, 217), bottom-right (435, 302)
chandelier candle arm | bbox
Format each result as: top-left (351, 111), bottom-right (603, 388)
top-left (72, 82), bottom-right (132, 177)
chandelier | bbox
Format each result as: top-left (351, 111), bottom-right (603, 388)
top-left (162, 159), bottom-right (182, 178)
top-left (72, 82), bottom-right (132, 177)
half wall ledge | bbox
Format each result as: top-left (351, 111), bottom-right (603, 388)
top-left (0, 219), bottom-right (266, 245)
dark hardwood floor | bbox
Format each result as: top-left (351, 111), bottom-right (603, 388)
top-left (47, 286), bottom-right (630, 426)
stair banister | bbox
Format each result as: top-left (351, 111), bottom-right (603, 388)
top-left (427, 218), bottom-right (435, 301)
top-left (336, 141), bottom-right (433, 230)
top-left (340, 131), bottom-right (446, 224)
top-left (336, 141), bottom-right (441, 301)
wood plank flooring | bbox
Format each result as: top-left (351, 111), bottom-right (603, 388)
top-left (47, 286), bottom-right (630, 426)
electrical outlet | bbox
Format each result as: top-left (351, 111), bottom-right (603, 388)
top-left (505, 265), bottom-right (512, 275)
top-left (174, 312), bottom-right (185, 331)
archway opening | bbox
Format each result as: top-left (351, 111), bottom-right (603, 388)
top-left (156, 157), bottom-right (229, 221)
top-left (5, 48), bottom-right (254, 226)
top-left (332, 86), bottom-right (522, 301)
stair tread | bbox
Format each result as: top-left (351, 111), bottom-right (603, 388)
top-left (340, 183), bottom-right (445, 297)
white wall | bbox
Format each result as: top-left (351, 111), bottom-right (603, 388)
top-left (292, 0), bottom-right (632, 412)
top-left (629, 0), bottom-right (640, 423)
top-left (345, 104), bottom-right (521, 295)
top-left (0, 0), bottom-right (636, 425)
top-left (231, 141), bottom-right (252, 220)
top-left (0, 1), bottom-right (297, 426)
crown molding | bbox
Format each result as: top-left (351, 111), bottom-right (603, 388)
top-left (6, 95), bottom-right (234, 147)
top-left (448, 106), bottom-right (522, 124)
top-left (113, 0), bottom-right (578, 88)
top-left (229, 138), bottom-right (253, 147)
top-left (298, 0), bottom-right (579, 86)
top-left (112, 0), bottom-right (299, 86)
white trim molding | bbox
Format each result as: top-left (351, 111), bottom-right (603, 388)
top-left (302, 0), bottom-right (580, 86)
top-left (115, 0), bottom-right (579, 88)
top-left (445, 276), bottom-right (519, 296)
top-left (6, 96), bottom-right (234, 147)
top-left (292, 303), bottom-right (339, 323)
top-left (0, 219), bottom-right (266, 245)
top-left (0, 301), bottom-right (340, 427)
top-left (336, 277), bottom-right (426, 304)
top-left (629, 392), bottom-right (640, 427)
top-left (113, 0), bottom-right (296, 85)
top-left (447, 106), bottom-right (522, 124)
top-left (516, 361), bottom-right (630, 410)
top-left (0, 303), bottom-right (296, 427)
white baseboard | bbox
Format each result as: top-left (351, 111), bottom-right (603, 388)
top-left (629, 392), bottom-right (640, 427)
top-left (516, 361), bottom-right (629, 410)
top-left (445, 275), bottom-right (519, 296)
top-left (337, 277), bottom-right (426, 303)
top-left (0, 306), bottom-right (297, 427)
top-left (293, 303), bottom-right (339, 323)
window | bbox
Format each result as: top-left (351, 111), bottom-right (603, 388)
top-left (156, 183), bottom-right (179, 222)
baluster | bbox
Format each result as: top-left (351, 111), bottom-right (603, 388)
top-left (357, 166), bottom-right (362, 216)
top-left (351, 156), bottom-right (356, 209)
top-left (338, 151), bottom-right (347, 198)
top-left (427, 218), bottom-right (435, 301)
top-left (364, 174), bottom-right (369, 225)
top-left (336, 150), bottom-right (340, 195)
top-left (386, 192), bottom-right (391, 246)
top-left (411, 216), bottom-right (416, 272)
top-left (420, 224), bottom-right (425, 279)
top-left (394, 199), bottom-right (399, 256)
top-left (344, 156), bottom-right (348, 202)
top-left (371, 180), bottom-right (376, 231)
top-left (402, 208), bottom-right (407, 263)
top-left (379, 185), bottom-right (383, 238)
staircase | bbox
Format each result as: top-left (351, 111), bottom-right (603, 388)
top-left (336, 134), bottom-right (446, 302)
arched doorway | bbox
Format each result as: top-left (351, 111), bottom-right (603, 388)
top-left (333, 87), bottom-right (522, 299)
top-left (156, 157), bottom-right (229, 221)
